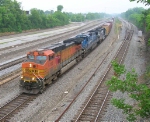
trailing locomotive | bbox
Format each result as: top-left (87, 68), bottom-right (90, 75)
top-left (78, 27), bottom-right (106, 53)
top-left (20, 21), bottom-right (113, 94)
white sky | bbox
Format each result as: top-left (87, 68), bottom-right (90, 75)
top-left (16, 0), bottom-right (149, 14)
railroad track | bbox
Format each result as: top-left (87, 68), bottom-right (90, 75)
top-left (0, 56), bottom-right (24, 86)
top-left (0, 20), bottom-right (133, 121)
top-left (0, 20), bottom-right (116, 121)
top-left (0, 20), bottom-right (105, 59)
top-left (0, 21), bottom-right (105, 71)
top-left (74, 29), bottom-right (133, 122)
top-left (0, 55), bottom-right (25, 71)
top-left (0, 20), bottom-right (111, 121)
top-left (73, 26), bottom-right (134, 121)
top-left (0, 94), bottom-right (37, 122)
top-left (0, 20), bottom-right (102, 52)
top-left (55, 23), bottom-right (134, 122)
top-left (0, 20), bottom-right (107, 86)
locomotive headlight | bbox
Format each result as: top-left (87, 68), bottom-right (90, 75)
top-left (32, 77), bottom-right (35, 81)
top-left (21, 76), bottom-right (23, 79)
top-left (29, 63), bottom-right (32, 67)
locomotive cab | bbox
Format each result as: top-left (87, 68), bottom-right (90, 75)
top-left (27, 51), bottom-right (48, 64)
top-left (20, 50), bottom-right (56, 94)
top-left (76, 32), bottom-right (98, 52)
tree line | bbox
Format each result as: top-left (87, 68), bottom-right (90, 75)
top-left (120, 7), bottom-right (147, 32)
top-left (0, 0), bottom-right (109, 33)
top-left (106, 1), bottom-right (150, 121)
top-left (130, 0), bottom-right (150, 5)
top-left (120, 7), bottom-right (150, 49)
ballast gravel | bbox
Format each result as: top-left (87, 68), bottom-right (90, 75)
top-left (0, 20), bottom-right (146, 122)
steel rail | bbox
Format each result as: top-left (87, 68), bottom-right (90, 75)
top-left (95, 28), bottom-right (134, 122)
top-left (56, 22), bottom-right (134, 122)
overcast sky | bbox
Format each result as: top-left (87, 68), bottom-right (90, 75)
top-left (16, 0), bottom-right (149, 14)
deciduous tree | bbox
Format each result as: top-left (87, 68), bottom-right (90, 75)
top-left (106, 60), bottom-right (150, 121)
top-left (130, 0), bottom-right (150, 5)
top-left (57, 5), bottom-right (63, 12)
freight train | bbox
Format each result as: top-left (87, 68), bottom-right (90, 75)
top-left (20, 21), bottom-right (113, 94)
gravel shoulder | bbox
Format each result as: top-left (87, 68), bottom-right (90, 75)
top-left (102, 25), bottom-right (146, 121)
top-left (0, 20), bottom-right (146, 122)
top-left (8, 19), bottom-right (119, 122)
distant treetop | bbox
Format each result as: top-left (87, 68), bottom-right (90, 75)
top-left (130, 0), bottom-right (150, 5)
top-left (57, 5), bottom-right (63, 12)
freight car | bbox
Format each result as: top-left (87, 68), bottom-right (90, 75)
top-left (102, 22), bottom-right (112, 36)
top-left (20, 22), bottom-right (113, 94)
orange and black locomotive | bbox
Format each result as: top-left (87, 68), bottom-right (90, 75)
top-left (20, 21), bottom-right (113, 94)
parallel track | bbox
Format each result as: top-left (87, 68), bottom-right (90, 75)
top-left (55, 23), bottom-right (134, 122)
top-left (0, 56), bottom-right (25, 71)
top-left (0, 20), bottom-right (104, 59)
top-left (0, 20), bottom-right (111, 121)
top-left (0, 20), bottom-right (100, 52)
top-left (0, 21), bottom-right (106, 86)
top-left (0, 94), bottom-right (37, 122)
top-left (73, 26), bottom-right (134, 121)
top-left (0, 21), bottom-right (134, 121)
top-left (0, 21), bottom-right (105, 71)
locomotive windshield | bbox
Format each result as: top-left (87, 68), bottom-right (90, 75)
top-left (36, 56), bottom-right (47, 61)
top-left (27, 55), bottom-right (47, 64)
top-left (36, 56), bottom-right (47, 64)
top-left (35, 55), bottom-right (47, 64)
top-left (27, 55), bottom-right (34, 60)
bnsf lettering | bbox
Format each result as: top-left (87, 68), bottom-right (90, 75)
top-left (26, 69), bottom-right (37, 73)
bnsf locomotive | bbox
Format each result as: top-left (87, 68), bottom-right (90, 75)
top-left (20, 22), bottom-right (112, 94)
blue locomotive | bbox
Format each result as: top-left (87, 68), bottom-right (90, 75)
top-left (76, 27), bottom-right (106, 53)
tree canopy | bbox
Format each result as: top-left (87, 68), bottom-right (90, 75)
top-left (0, 2), bottom-right (108, 33)
top-left (120, 7), bottom-right (147, 31)
top-left (57, 5), bottom-right (63, 12)
top-left (130, 0), bottom-right (150, 5)
top-left (120, 7), bottom-right (150, 49)
top-left (106, 60), bottom-right (150, 121)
